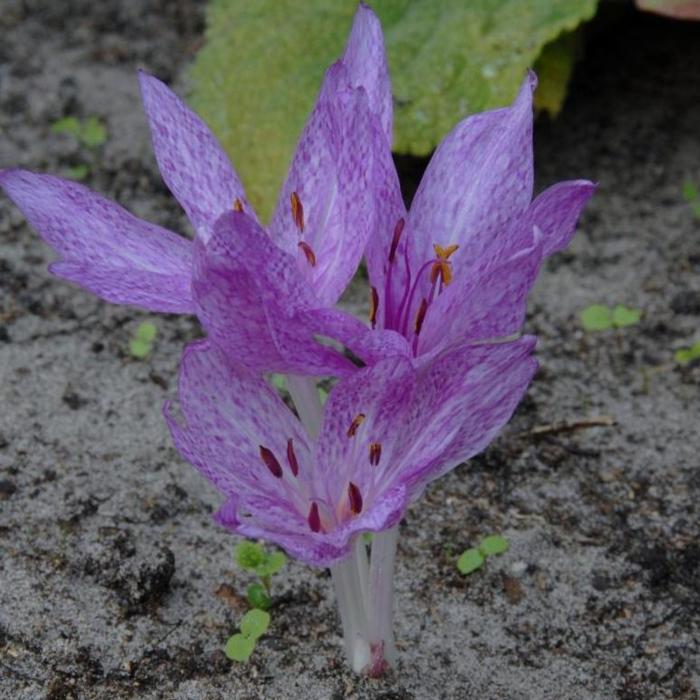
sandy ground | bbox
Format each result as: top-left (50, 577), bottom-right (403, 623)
top-left (0, 2), bottom-right (699, 699)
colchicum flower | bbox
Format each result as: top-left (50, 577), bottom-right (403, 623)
top-left (0, 8), bottom-right (389, 377)
top-left (166, 336), bottom-right (537, 674)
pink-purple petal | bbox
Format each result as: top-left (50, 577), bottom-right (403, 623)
top-left (193, 211), bottom-right (357, 376)
top-left (138, 71), bottom-right (252, 239)
top-left (341, 3), bottom-right (393, 145)
top-left (0, 169), bottom-right (194, 313)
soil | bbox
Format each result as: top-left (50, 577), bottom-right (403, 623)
top-left (1, 2), bottom-right (699, 699)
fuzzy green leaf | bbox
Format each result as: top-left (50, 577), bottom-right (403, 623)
top-left (674, 340), bottom-right (700, 365)
top-left (51, 116), bottom-right (82, 138)
top-left (611, 305), bottom-right (641, 328)
top-left (682, 180), bottom-right (699, 203)
top-left (246, 583), bottom-right (272, 610)
top-left (81, 116), bottom-right (108, 148)
top-left (129, 338), bottom-right (151, 359)
top-left (240, 609), bottom-right (270, 640)
top-left (457, 548), bottom-right (485, 575)
top-left (190, 0), bottom-right (597, 219)
top-left (255, 550), bottom-right (287, 578)
top-left (224, 633), bottom-right (256, 662)
top-left (65, 164), bottom-right (90, 181)
top-left (234, 541), bottom-right (266, 570)
top-left (581, 304), bottom-right (613, 332)
top-left (533, 30), bottom-right (579, 117)
top-left (479, 534), bottom-right (510, 557)
top-left (135, 321), bottom-right (157, 342)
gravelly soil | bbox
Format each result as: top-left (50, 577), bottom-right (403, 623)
top-left (1, 3), bottom-right (699, 699)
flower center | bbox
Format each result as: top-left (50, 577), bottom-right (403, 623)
top-left (377, 218), bottom-right (458, 354)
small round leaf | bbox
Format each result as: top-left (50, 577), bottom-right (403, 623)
top-left (255, 550), bottom-right (287, 577)
top-left (234, 541), bottom-right (265, 570)
top-left (224, 633), bottom-right (256, 662)
top-left (247, 583), bottom-right (272, 610)
top-left (479, 535), bottom-right (510, 557)
top-left (580, 304), bottom-right (613, 332)
top-left (611, 305), bottom-right (641, 328)
top-left (240, 609), bottom-right (270, 640)
top-left (136, 321), bottom-right (157, 342)
top-left (457, 548), bottom-right (485, 575)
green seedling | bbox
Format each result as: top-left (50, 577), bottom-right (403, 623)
top-left (224, 609), bottom-right (270, 662)
top-left (129, 321), bottom-right (157, 359)
top-left (682, 180), bottom-right (700, 219)
top-left (234, 540), bottom-right (287, 605)
top-left (64, 164), bottom-right (89, 181)
top-left (674, 339), bottom-right (700, 365)
top-left (580, 304), bottom-right (641, 332)
top-left (51, 115), bottom-right (108, 148)
top-left (457, 534), bottom-right (510, 576)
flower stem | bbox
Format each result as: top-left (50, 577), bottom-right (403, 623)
top-left (286, 375), bottom-right (323, 439)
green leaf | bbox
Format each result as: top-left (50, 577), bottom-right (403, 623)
top-left (479, 534), bottom-right (510, 557)
top-left (255, 550), bottom-right (287, 578)
top-left (224, 633), bottom-right (256, 662)
top-left (129, 338), bottom-right (152, 359)
top-left (533, 30), bottom-right (579, 117)
top-left (240, 609), bottom-right (270, 640)
top-left (65, 164), bottom-right (90, 181)
top-left (135, 321), bottom-right (158, 342)
top-left (580, 304), bottom-right (613, 332)
top-left (246, 583), bottom-right (272, 610)
top-left (234, 540), bottom-right (266, 570)
top-left (611, 305), bottom-right (641, 328)
top-left (190, 0), bottom-right (598, 220)
top-left (457, 548), bottom-right (485, 575)
top-left (51, 116), bottom-right (82, 138)
top-left (682, 180), bottom-right (699, 203)
top-left (269, 374), bottom-right (287, 391)
top-left (81, 116), bottom-right (108, 148)
top-left (674, 340), bottom-right (700, 365)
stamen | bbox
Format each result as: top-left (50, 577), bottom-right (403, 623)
top-left (369, 442), bottom-right (382, 466)
top-left (347, 413), bottom-right (366, 438)
top-left (286, 438), bottom-right (299, 477)
top-left (298, 241), bottom-right (316, 267)
top-left (414, 298), bottom-right (429, 335)
top-left (291, 191), bottom-right (304, 232)
top-left (233, 198), bottom-right (244, 212)
top-left (259, 445), bottom-right (283, 478)
top-left (369, 287), bottom-right (379, 330)
top-left (430, 260), bottom-right (453, 286)
top-left (348, 482), bottom-right (363, 514)
top-left (308, 502), bottom-right (322, 532)
top-left (433, 243), bottom-right (459, 260)
top-left (388, 217), bottom-right (405, 263)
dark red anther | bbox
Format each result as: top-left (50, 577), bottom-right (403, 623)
top-left (347, 413), bottom-right (366, 438)
top-left (298, 241), bottom-right (317, 267)
top-left (291, 191), bottom-right (304, 232)
top-left (388, 217), bottom-right (405, 263)
top-left (414, 298), bottom-right (429, 335)
top-left (286, 438), bottom-right (299, 477)
top-left (369, 442), bottom-right (382, 466)
top-left (233, 198), bottom-right (244, 212)
top-left (348, 482), bottom-right (363, 514)
top-left (369, 287), bottom-right (379, 329)
top-left (308, 502), bottom-right (322, 532)
top-left (259, 445), bottom-right (283, 478)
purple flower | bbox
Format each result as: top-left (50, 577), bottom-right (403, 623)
top-left (166, 335), bottom-right (537, 672)
top-left (0, 6), bottom-right (388, 375)
top-left (363, 68), bottom-right (595, 363)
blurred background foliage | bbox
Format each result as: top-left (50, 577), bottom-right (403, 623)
top-left (189, 0), bottom-right (699, 220)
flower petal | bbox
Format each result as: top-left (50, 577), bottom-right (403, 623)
top-left (513, 180), bottom-right (596, 258)
top-left (396, 337), bottom-right (538, 493)
top-left (268, 63), bottom-right (379, 306)
top-left (341, 3), bottom-right (393, 145)
top-left (404, 72), bottom-right (537, 303)
top-left (0, 169), bottom-right (193, 313)
top-left (417, 235), bottom-right (544, 356)
top-left (164, 340), bottom-right (313, 495)
top-left (138, 71), bottom-right (252, 239)
top-left (193, 211), bottom-right (358, 376)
